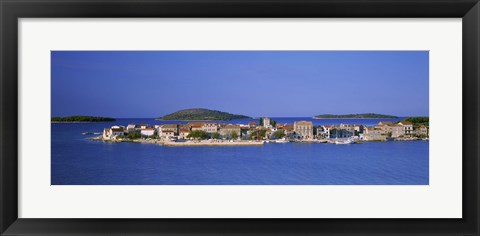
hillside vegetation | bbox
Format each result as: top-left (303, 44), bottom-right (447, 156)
top-left (52, 116), bottom-right (116, 122)
top-left (158, 108), bottom-right (250, 121)
top-left (399, 117), bottom-right (429, 126)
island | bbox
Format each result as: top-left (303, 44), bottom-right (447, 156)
top-left (52, 116), bottom-right (116, 122)
top-left (90, 116), bottom-right (429, 146)
top-left (157, 108), bottom-right (250, 121)
top-left (314, 113), bottom-right (398, 119)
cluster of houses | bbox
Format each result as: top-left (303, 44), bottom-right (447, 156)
top-left (102, 118), bottom-right (429, 141)
top-left (318, 121), bottom-right (428, 141)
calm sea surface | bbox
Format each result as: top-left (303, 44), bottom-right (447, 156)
top-left (51, 117), bottom-right (429, 185)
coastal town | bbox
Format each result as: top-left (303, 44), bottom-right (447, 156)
top-left (97, 117), bottom-right (429, 146)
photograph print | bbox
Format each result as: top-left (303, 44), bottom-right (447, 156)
top-left (51, 51), bottom-right (429, 185)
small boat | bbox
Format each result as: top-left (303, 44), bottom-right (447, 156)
top-left (275, 140), bottom-right (289, 143)
top-left (82, 132), bottom-right (102, 135)
top-left (334, 139), bottom-right (354, 145)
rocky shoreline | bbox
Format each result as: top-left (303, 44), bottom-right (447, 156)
top-left (87, 135), bottom-right (427, 147)
top-left (87, 136), bottom-right (264, 146)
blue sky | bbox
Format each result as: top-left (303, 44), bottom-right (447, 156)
top-left (51, 51), bottom-right (429, 118)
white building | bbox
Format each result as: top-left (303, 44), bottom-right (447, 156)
top-left (159, 130), bottom-right (176, 138)
top-left (126, 124), bottom-right (136, 131)
top-left (362, 126), bottom-right (386, 141)
top-left (202, 123), bottom-right (218, 133)
top-left (140, 127), bottom-right (156, 137)
top-left (103, 127), bottom-right (124, 140)
top-left (263, 117), bottom-right (271, 128)
top-left (398, 122), bottom-right (414, 135)
top-left (293, 121), bottom-right (313, 139)
top-left (322, 125), bottom-right (332, 139)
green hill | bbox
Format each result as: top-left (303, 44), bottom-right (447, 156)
top-left (314, 113), bottom-right (398, 119)
top-left (398, 117), bottom-right (429, 126)
top-left (51, 116), bottom-right (116, 122)
top-left (158, 108), bottom-right (250, 121)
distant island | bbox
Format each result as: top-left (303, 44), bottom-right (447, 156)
top-left (52, 116), bottom-right (116, 122)
top-left (314, 113), bottom-right (398, 119)
top-left (158, 108), bottom-right (251, 121)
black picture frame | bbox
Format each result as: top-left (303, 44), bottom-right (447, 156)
top-left (1, 0), bottom-right (479, 235)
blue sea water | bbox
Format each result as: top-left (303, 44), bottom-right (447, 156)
top-left (51, 118), bottom-right (429, 185)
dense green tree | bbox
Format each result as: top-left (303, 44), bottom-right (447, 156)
top-left (400, 117), bottom-right (429, 126)
top-left (126, 132), bottom-right (141, 139)
top-left (212, 132), bottom-right (220, 139)
top-left (249, 129), bottom-right (268, 140)
top-left (159, 108), bottom-right (250, 121)
top-left (51, 116), bottom-right (115, 122)
top-left (270, 120), bottom-right (277, 127)
top-left (231, 132), bottom-right (239, 140)
top-left (272, 130), bottom-right (285, 139)
top-left (259, 118), bottom-right (263, 126)
top-left (249, 130), bottom-right (258, 140)
top-left (187, 130), bottom-right (209, 140)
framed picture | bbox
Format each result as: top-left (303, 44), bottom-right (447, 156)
top-left (1, 0), bottom-right (479, 235)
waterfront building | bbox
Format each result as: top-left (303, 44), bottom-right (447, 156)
top-left (188, 122), bottom-right (204, 131)
top-left (161, 124), bottom-right (178, 132)
top-left (294, 121), bottom-right (313, 139)
top-left (126, 124), bottom-right (136, 132)
top-left (316, 126), bottom-right (326, 139)
top-left (322, 125), bottom-right (332, 139)
top-left (202, 123), bottom-right (218, 133)
top-left (375, 122), bottom-right (390, 135)
top-left (140, 127), bottom-right (156, 137)
top-left (416, 125), bottom-right (429, 136)
top-left (283, 124), bottom-right (295, 138)
top-left (248, 121), bottom-right (256, 128)
top-left (329, 126), bottom-right (351, 138)
top-left (362, 126), bottom-right (386, 141)
top-left (389, 124), bottom-right (404, 138)
top-left (160, 124), bottom-right (178, 137)
top-left (103, 127), bottom-right (125, 140)
top-left (178, 125), bottom-right (190, 139)
top-left (376, 122), bottom-right (403, 138)
top-left (159, 130), bottom-right (176, 138)
top-left (219, 124), bottom-right (241, 139)
top-left (398, 122), bottom-right (414, 135)
top-left (338, 124), bottom-right (355, 137)
top-left (354, 124), bottom-right (364, 134)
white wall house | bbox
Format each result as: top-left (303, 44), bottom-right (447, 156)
top-left (160, 130), bottom-right (176, 138)
top-left (398, 122), bottom-right (414, 135)
top-left (141, 128), bottom-right (156, 137)
top-left (103, 127), bottom-right (124, 140)
top-left (202, 123), bottom-right (218, 133)
top-left (293, 121), bottom-right (313, 139)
